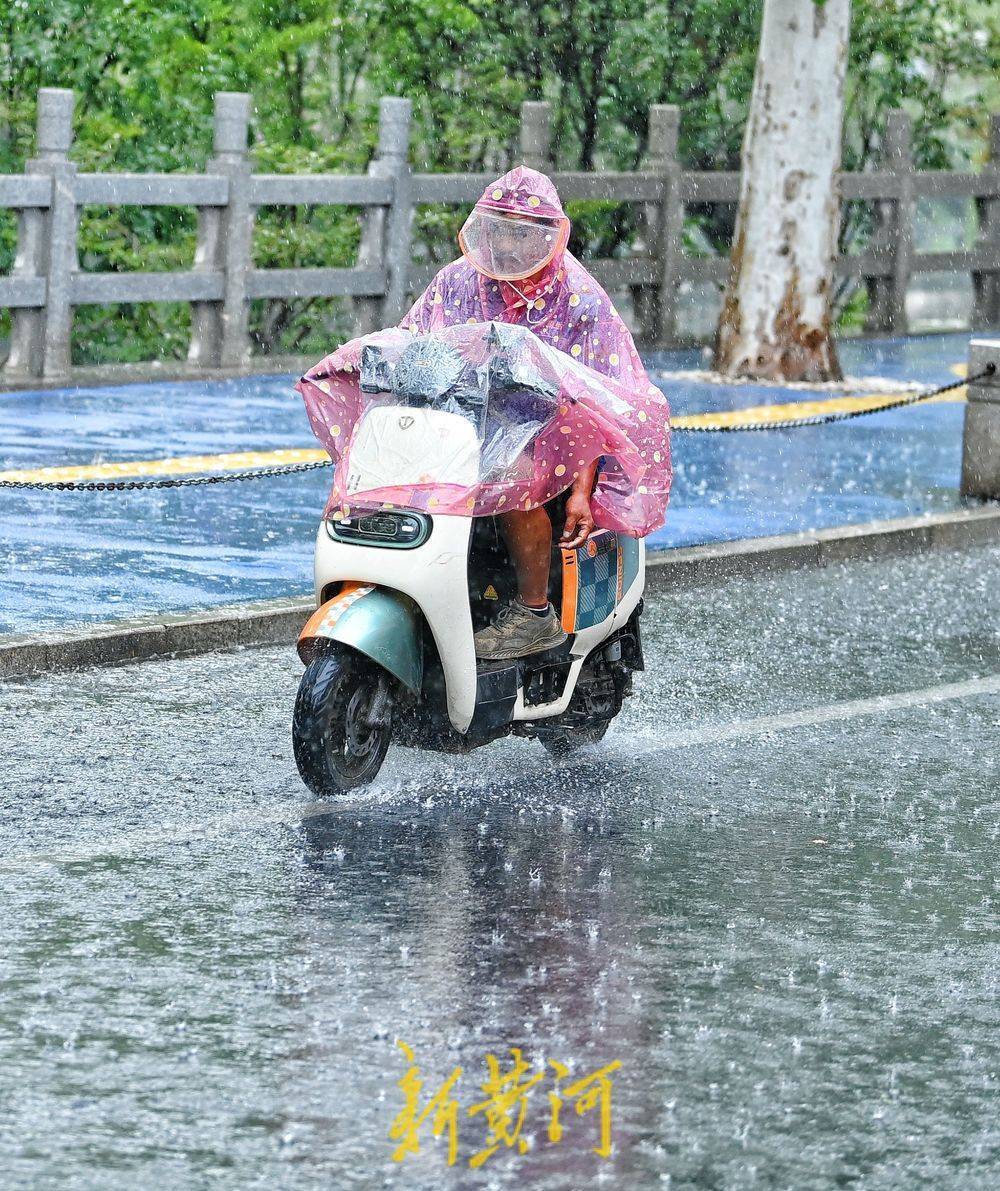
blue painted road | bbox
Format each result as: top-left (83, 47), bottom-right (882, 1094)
top-left (0, 333), bottom-right (981, 635)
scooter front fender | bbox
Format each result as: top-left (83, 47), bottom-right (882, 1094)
top-left (298, 584), bottom-right (423, 695)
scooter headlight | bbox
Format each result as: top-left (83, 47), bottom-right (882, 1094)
top-left (326, 510), bottom-right (431, 548)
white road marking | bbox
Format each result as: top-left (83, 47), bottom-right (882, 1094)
top-left (2, 672), bottom-right (997, 871)
top-left (635, 671), bottom-right (1000, 751)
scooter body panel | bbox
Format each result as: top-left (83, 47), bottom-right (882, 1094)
top-left (510, 533), bottom-right (645, 721)
top-left (312, 513), bottom-right (478, 733)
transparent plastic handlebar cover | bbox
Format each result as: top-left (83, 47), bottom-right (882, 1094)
top-left (296, 322), bottom-right (672, 537)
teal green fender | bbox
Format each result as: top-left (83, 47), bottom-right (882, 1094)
top-left (297, 585), bottom-right (423, 694)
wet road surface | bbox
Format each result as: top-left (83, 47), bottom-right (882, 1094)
top-left (1, 544), bottom-right (998, 1188)
top-left (0, 332), bottom-right (980, 635)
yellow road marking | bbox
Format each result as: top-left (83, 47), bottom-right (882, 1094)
top-left (0, 448), bottom-right (329, 484)
top-left (671, 387), bottom-right (964, 430)
top-left (0, 384), bottom-right (965, 482)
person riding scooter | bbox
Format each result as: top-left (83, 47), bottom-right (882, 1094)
top-left (294, 317), bottom-right (669, 792)
top-left (399, 166), bottom-right (666, 661)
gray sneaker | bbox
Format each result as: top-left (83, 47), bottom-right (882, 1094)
top-left (474, 600), bottom-right (568, 660)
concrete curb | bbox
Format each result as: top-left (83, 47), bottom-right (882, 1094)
top-left (645, 505), bottom-right (1000, 588)
top-left (2, 505), bottom-right (997, 680)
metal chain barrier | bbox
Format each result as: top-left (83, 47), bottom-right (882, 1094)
top-left (0, 365), bottom-right (993, 491)
top-left (0, 458), bottom-right (333, 493)
top-left (673, 364), bottom-right (995, 434)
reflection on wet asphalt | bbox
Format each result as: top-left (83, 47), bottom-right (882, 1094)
top-left (1, 546), bottom-right (998, 1188)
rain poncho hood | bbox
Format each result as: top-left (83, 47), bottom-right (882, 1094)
top-left (458, 167), bottom-right (571, 283)
top-left (474, 165), bottom-right (567, 222)
top-left (297, 167), bottom-right (671, 536)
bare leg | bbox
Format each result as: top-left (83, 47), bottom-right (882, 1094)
top-left (497, 507), bottom-right (551, 606)
top-left (473, 507), bottom-right (566, 658)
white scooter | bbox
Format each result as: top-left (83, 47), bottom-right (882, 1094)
top-left (292, 348), bottom-right (647, 794)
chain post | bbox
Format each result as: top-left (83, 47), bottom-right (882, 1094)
top-left (960, 340), bottom-right (1000, 499)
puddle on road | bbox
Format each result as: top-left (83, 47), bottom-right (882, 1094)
top-left (1, 696), bottom-right (997, 1188)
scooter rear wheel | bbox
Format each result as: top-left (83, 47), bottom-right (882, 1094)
top-left (292, 646), bottom-right (394, 795)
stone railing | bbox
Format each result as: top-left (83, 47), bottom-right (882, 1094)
top-left (1, 88), bottom-right (998, 381)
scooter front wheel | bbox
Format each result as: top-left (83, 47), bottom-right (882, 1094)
top-left (292, 646), bottom-right (394, 795)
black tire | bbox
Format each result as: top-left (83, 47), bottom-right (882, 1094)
top-left (292, 646), bottom-right (394, 795)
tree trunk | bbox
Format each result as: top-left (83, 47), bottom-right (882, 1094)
top-left (713, 0), bottom-right (851, 382)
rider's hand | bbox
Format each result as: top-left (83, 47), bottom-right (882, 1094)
top-left (560, 491), bottom-right (595, 550)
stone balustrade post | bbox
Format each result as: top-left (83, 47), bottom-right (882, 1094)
top-left (5, 89), bottom-right (78, 380)
top-left (973, 114), bottom-right (1000, 330)
top-left (188, 92), bottom-right (253, 368)
top-left (960, 338), bottom-right (1000, 500)
top-left (520, 102), bottom-right (553, 171)
top-left (355, 97), bottom-right (413, 332)
top-left (866, 110), bottom-right (914, 335)
top-left (646, 104), bottom-right (681, 349)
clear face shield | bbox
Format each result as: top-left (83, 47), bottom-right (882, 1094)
top-left (458, 209), bottom-right (569, 281)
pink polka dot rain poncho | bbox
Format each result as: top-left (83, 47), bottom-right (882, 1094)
top-left (296, 167), bottom-right (672, 537)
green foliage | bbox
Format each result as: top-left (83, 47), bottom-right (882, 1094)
top-left (0, 0), bottom-right (995, 360)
